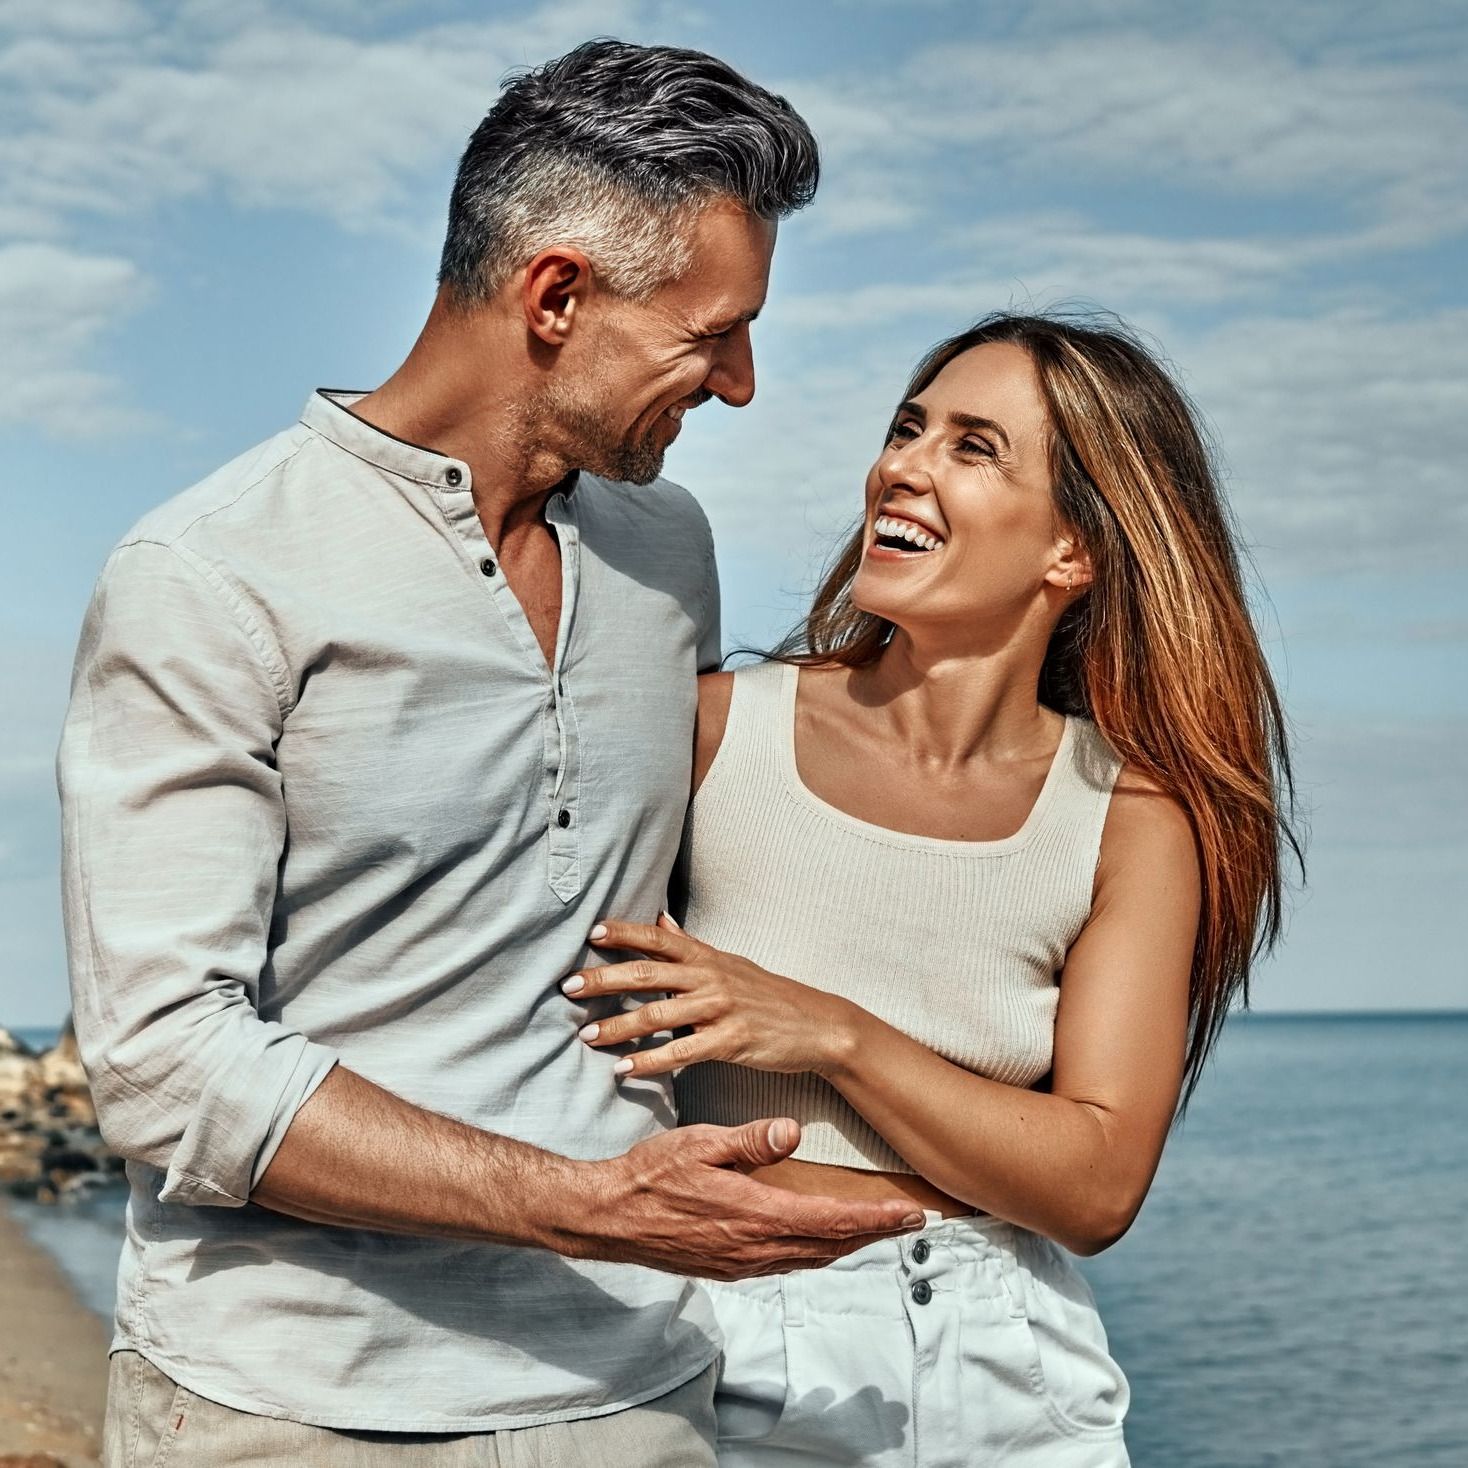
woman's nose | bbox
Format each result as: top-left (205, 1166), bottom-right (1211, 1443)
top-left (878, 438), bottom-right (936, 495)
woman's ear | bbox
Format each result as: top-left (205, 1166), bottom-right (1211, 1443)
top-left (1046, 537), bottom-right (1094, 595)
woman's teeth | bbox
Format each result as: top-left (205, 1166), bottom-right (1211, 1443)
top-left (873, 515), bottom-right (943, 552)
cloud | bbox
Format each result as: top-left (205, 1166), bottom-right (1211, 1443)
top-left (1183, 307), bottom-right (1468, 570)
top-left (0, 242), bottom-right (152, 430)
top-left (0, 0), bottom-right (151, 39)
top-left (0, 0), bottom-right (654, 430)
top-left (789, 29), bottom-right (1468, 249)
top-left (782, 216), bottom-right (1338, 328)
top-left (0, 2), bottom-right (650, 238)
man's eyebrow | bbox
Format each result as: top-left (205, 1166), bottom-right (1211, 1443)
top-left (896, 400), bottom-right (1010, 451)
top-left (706, 308), bottom-right (761, 333)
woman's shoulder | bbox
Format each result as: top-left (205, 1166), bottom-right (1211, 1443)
top-left (693, 670), bottom-right (737, 772)
top-left (692, 660), bottom-right (828, 795)
top-left (1095, 761), bottom-right (1200, 899)
top-left (693, 664), bottom-right (772, 795)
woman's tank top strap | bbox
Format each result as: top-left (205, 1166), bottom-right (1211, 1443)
top-left (1050, 717), bottom-right (1126, 886)
top-left (697, 659), bottom-right (793, 805)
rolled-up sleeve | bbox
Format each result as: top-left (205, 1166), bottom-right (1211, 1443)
top-left (58, 538), bottom-right (338, 1206)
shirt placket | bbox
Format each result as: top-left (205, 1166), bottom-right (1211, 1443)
top-left (542, 493), bottom-right (582, 903)
top-left (436, 466), bottom-right (585, 904)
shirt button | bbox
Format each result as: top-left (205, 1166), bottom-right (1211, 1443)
top-left (912, 1239), bottom-right (931, 1265)
top-left (911, 1280), bottom-right (932, 1306)
top-left (479, 557), bottom-right (496, 577)
top-left (556, 809), bottom-right (572, 828)
top-left (445, 466), bottom-right (463, 487)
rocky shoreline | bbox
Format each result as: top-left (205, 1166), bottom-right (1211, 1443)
top-left (0, 1026), bottom-right (122, 1206)
top-left (0, 1026), bottom-right (112, 1465)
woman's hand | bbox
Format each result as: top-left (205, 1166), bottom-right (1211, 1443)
top-left (563, 915), bottom-right (855, 1080)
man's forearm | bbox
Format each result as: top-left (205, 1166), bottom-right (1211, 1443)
top-left (252, 1065), bottom-right (593, 1251)
top-left (254, 1061), bottom-right (925, 1281)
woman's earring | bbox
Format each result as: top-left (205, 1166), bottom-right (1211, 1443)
top-left (1066, 570), bottom-right (1074, 592)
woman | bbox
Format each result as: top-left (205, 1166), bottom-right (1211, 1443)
top-left (563, 312), bottom-right (1299, 1465)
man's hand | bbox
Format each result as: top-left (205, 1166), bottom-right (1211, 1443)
top-left (557, 1117), bottom-right (924, 1280)
top-left (253, 1066), bottom-right (919, 1276)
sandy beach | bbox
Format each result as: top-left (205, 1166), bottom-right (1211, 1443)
top-left (0, 1198), bottom-right (108, 1468)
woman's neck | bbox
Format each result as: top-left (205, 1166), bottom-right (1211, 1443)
top-left (849, 630), bottom-right (1058, 772)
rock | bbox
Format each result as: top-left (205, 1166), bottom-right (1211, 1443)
top-left (37, 1029), bottom-right (88, 1094)
top-left (0, 1025), bottom-right (37, 1056)
top-left (1, 1016), bottom-right (120, 1204)
top-left (0, 1134), bottom-right (43, 1185)
top-left (0, 1051), bottom-right (40, 1107)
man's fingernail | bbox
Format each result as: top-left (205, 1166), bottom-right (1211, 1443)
top-left (768, 1120), bottom-right (795, 1150)
top-left (613, 1058), bottom-right (634, 1076)
top-left (578, 1023), bottom-right (599, 1041)
top-left (561, 976), bottom-right (585, 994)
top-left (901, 1212), bottom-right (925, 1230)
top-left (588, 923), bottom-right (608, 941)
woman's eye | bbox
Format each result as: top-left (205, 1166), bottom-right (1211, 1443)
top-left (959, 437), bottom-right (994, 456)
top-left (888, 421), bottom-right (919, 443)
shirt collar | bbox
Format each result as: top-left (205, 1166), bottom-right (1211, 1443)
top-left (300, 390), bottom-right (582, 508)
top-left (299, 389), bottom-right (470, 491)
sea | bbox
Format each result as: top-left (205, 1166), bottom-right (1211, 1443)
top-left (7, 1013), bottom-right (1466, 1466)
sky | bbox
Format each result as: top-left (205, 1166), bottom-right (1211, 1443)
top-left (1, 0), bottom-right (1464, 1024)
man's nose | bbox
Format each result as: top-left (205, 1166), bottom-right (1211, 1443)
top-left (706, 324), bottom-right (756, 408)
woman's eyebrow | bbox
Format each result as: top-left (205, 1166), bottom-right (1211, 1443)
top-left (897, 400), bottom-right (1011, 451)
top-left (948, 410), bottom-right (1010, 451)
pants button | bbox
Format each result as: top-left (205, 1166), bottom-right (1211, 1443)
top-left (912, 1239), bottom-right (931, 1264)
top-left (911, 1280), bottom-right (932, 1306)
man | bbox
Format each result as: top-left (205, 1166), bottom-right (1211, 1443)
top-left (58, 39), bottom-right (920, 1467)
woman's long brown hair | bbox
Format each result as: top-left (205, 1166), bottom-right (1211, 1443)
top-left (775, 311), bottom-right (1303, 1105)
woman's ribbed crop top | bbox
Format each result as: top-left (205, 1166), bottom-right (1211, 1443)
top-left (673, 660), bottom-right (1124, 1173)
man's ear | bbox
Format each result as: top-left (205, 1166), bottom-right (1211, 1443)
top-left (521, 248), bottom-right (592, 345)
top-left (1046, 536), bottom-right (1094, 595)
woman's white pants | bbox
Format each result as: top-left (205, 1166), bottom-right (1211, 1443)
top-left (705, 1213), bottom-right (1130, 1467)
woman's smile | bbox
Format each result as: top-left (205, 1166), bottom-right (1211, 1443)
top-left (866, 510), bottom-right (948, 563)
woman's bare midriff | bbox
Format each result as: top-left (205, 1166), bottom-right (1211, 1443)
top-left (747, 1157), bottom-right (976, 1219)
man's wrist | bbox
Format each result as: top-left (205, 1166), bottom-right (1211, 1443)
top-left (511, 1152), bottom-right (620, 1258)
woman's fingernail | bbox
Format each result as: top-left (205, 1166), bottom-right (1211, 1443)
top-left (613, 1058), bottom-right (634, 1075)
top-left (578, 1023), bottom-right (600, 1041)
top-left (561, 976), bottom-right (585, 994)
top-left (588, 923), bottom-right (608, 941)
top-left (901, 1213), bottom-right (925, 1230)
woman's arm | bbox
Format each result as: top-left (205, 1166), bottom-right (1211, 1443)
top-left (820, 773), bottom-right (1198, 1253)
top-left (571, 770), bottom-right (1199, 1256)
top-left (692, 670), bottom-right (734, 795)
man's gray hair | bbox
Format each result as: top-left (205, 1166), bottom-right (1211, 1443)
top-left (439, 39), bottom-right (820, 303)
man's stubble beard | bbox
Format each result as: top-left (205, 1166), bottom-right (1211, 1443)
top-left (527, 378), bottom-right (666, 487)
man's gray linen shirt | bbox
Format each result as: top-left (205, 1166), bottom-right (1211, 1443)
top-left (57, 391), bottom-right (722, 1430)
